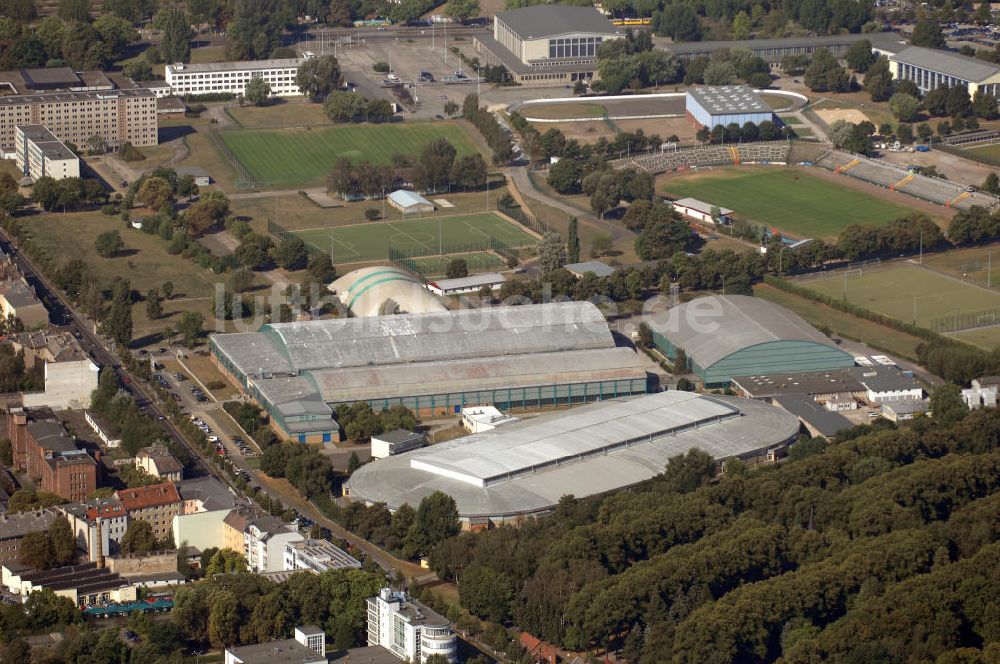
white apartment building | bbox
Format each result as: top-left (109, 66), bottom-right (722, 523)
top-left (283, 538), bottom-right (361, 574)
top-left (367, 588), bottom-right (457, 663)
top-left (164, 57), bottom-right (309, 97)
top-left (58, 497), bottom-right (129, 562)
top-left (245, 516), bottom-right (303, 573)
top-left (14, 125), bottom-right (79, 181)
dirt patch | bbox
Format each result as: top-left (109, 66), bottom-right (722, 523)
top-left (815, 107), bottom-right (870, 125)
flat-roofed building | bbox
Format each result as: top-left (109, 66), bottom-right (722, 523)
top-left (889, 45), bottom-right (1000, 98)
top-left (686, 85), bottom-right (774, 129)
top-left (245, 516), bottom-right (303, 573)
top-left (347, 391), bottom-right (799, 527)
top-left (5, 408), bottom-right (96, 502)
top-left (225, 626), bottom-right (326, 664)
top-left (850, 366), bottom-right (923, 403)
top-left (0, 89), bottom-right (157, 152)
top-left (663, 32), bottom-right (906, 64)
top-left (461, 406), bottom-right (519, 433)
top-left (13, 330), bottom-right (99, 410)
top-left (2, 561), bottom-right (136, 606)
top-left (563, 260), bottom-right (616, 278)
top-left (165, 58), bottom-right (307, 97)
top-left (211, 302), bottom-right (650, 442)
top-left (283, 538), bottom-right (361, 573)
top-left (367, 588), bottom-right (457, 663)
top-left (476, 5), bottom-right (624, 84)
top-left (14, 125), bottom-right (79, 181)
top-left (671, 197), bottom-right (734, 225)
top-left (0, 278), bottom-right (47, 329)
top-left (370, 429), bottom-right (425, 459)
top-left (772, 393), bottom-right (853, 438)
top-left (731, 369), bottom-right (865, 401)
top-left (172, 476), bottom-right (236, 552)
top-left (881, 397), bottom-right (929, 421)
top-left (426, 272), bottom-right (505, 296)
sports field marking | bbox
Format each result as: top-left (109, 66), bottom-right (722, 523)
top-left (387, 222), bottom-right (435, 253)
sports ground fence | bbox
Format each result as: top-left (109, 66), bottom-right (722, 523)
top-left (208, 128), bottom-right (258, 189)
top-left (497, 199), bottom-right (552, 236)
top-left (931, 307), bottom-right (1000, 334)
top-left (389, 237), bottom-right (518, 274)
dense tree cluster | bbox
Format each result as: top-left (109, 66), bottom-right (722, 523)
top-left (462, 94), bottom-right (514, 165)
top-left (678, 48), bottom-right (773, 89)
top-left (0, 10), bottom-right (136, 70)
top-left (342, 490), bottom-right (460, 560)
top-left (948, 206), bottom-right (1000, 246)
top-left (595, 30), bottom-right (681, 94)
top-left (428, 406), bottom-right (1000, 662)
top-left (334, 402), bottom-right (418, 441)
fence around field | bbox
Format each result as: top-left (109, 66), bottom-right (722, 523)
top-left (930, 307), bottom-right (1000, 333)
top-left (389, 237), bottom-right (517, 274)
top-left (794, 258), bottom-right (884, 281)
top-left (208, 128), bottom-right (257, 189)
top-left (497, 199), bottom-right (551, 236)
top-left (933, 141), bottom-right (1000, 169)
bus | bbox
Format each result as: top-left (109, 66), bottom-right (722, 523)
top-left (611, 17), bottom-right (653, 26)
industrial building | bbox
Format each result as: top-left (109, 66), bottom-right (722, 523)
top-left (889, 46), bottom-right (1000, 98)
top-left (563, 260), bottom-right (616, 278)
top-left (283, 539), bottom-right (361, 573)
top-left (0, 88), bottom-right (158, 152)
top-left (651, 295), bottom-right (855, 387)
top-left (210, 302), bottom-right (649, 442)
top-left (475, 5), bottom-right (623, 84)
top-left (225, 626), bottom-right (327, 664)
top-left (686, 85), bottom-right (775, 129)
top-left (370, 429), bottom-right (425, 459)
top-left (426, 272), bottom-right (505, 296)
top-left (346, 391), bottom-right (799, 526)
top-left (164, 57), bottom-right (307, 97)
top-left (663, 32), bottom-right (905, 64)
top-left (14, 125), bottom-right (79, 181)
top-left (329, 266), bottom-right (447, 317)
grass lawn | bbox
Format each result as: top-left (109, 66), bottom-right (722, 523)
top-left (799, 263), bottom-right (1000, 329)
top-left (754, 282), bottom-right (925, 360)
top-left (953, 326), bottom-right (1000, 351)
top-left (219, 122), bottom-right (480, 187)
top-left (967, 142), bottom-right (1000, 160)
top-left (922, 243), bottom-right (1000, 291)
top-left (761, 94), bottom-right (796, 110)
top-left (226, 100), bottom-right (333, 129)
top-left (522, 103), bottom-right (606, 120)
top-left (0, 159), bottom-right (20, 180)
top-left (190, 45), bottom-right (227, 64)
top-left (660, 168), bottom-right (914, 239)
top-left (293, 212), bottom-right (535, 265)
top-left (23, 211), bottom-right (239, 342)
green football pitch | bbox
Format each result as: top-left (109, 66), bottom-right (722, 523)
top-left (663, 169), bottom-right (914, 239)
top-left (801, 263), bottom-right (1000, 329)
top-left (293, 212), bottom-right (536, 264)
top-left (219, 122), bottom-right (479, 187)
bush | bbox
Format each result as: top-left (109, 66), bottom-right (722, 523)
top-left (365, 208), bottom-right (381, 221)
top-left (100, 204), bottom-right (118, 215)
top-left (373, 62), bottom-right (390, 73)
top-left (205, 380), bottom-right (226, 390)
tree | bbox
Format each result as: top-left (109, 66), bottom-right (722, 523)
top-left (597, 55), bottom-right (640, 94)
top-left (347, 452), bottom-right (362, 474)
top-left (889, 93), bottom-right (919, 122)
top-left (911, 19), bottom-right (945, 48)
top-left (274, 236), bottom-right (308, 270)
top-left (930, 384), bottom-right (967, 427)
top-left (155, 7), bottom-right (193, 63)
top-left (461, 565), bottom-right (514, 623)
top-left (446, 258), bottom-right (469, 279)
top-left (445, 0), bottom-right (478, 21)
top-left (973, 90), bottom-right (999, 120)
top-left (547, 159), bottom-right (583, 194)
top-left (415, 139), bottom-right (457, 193)
top-left (444, 100), bottom-right (460, 117)
top-left (983, 172), bottom-right (1000, 196)
top-left (49, 516), bottom-right (76, 567)
top-left (123, 59), bottom-right (153, 82)
top-left (58, 0), bottom-right (90, 21)
top-left (729, 10), bottom-right (751, 39)
top-left (406, 491), bottom-right (460, 557)
top-left (324, 91), bottom-right (367, 122)
top-left (244, 76), bottom-right (271, 106)
top-left (296, 55), bottom-right (342, 100)
top-left (845, 39), bottom-right (875, 72)
top-left (102, 278), bottom-right (133, 347)
top-left (137, 176), bottom-right (174, 211)
top-left (635, 211), bottom-right (693, 261)
top-left (121, 520), bottom-right (158, 555)
top-left (146, 290), bottom-right (163, 320)
top-left (567, 217), bottom-right (580, 264)
top-left (591, 235), bottom-right (613, 258)
top-left (804, 49), bottom-right (849, 92)
top-left (864, 56), bottom-right (894, 102)
top-left (305, 253), bottom-right (337, 285)
top-left (704, 61), bottom-right (737, 86)
top-left (226, 0), bottom-right (289, 60)
top-left (184, 195), bottom-right (230, 236)
top-left (177, 312), bottom-right (204, 347)
top-left (20, 531), bottom-right (54, 569)
top-left (537, 231), bottom-right (566, 275)
top-left (208, 589), bottom-right (239, 648)
top-left (94, 230), bottom-right (124, 258)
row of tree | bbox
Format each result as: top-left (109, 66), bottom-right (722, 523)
top-left (326, 146), bottom-right (488, 199)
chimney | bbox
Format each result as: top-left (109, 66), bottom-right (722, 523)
top-left (94, 517), bottom-right (105, 568)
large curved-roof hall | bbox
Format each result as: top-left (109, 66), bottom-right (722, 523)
top-left (345, 390), bottom-right (799, 526)
top-left (650, 295), bottom-right (854, 387)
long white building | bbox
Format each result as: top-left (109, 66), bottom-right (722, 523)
top-left (889, 46), bottom-right (1000, 98)
top-left (283, 538), bottom-right (361, 574)
top-left (164, 57), bottom-right (308, 97)
top-left (14, 125), bottom-right (79, 181)
top-left (367, 588), bottom-right (457, 663)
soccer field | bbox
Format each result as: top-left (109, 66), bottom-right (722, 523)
top-left (662, 169), bottom-right (914, 239)
top-left (293, 212), bottom-right (535, 264)
top-left (800, 263), bottom-right (1000, 329)
top-left (219, 122), bottom-right (480, 187)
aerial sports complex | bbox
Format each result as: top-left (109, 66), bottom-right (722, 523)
top-left (209, 302), bottom-right (650, 442)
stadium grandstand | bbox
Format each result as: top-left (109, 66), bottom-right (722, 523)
top-left (344, 390), bottom-right (800, 527)
top-left (817, 150), bottom-right (999, 210)
top-left (329, 266), bottom-right (447, 317)
top-left (614, 141), bottom-right (791, 175)
top-left (650, 294), bottom-right (855, 387)
top-left (209, 302), bottom-right (649, 442)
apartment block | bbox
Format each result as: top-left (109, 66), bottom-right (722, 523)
top-left (0, 89), bottom-right (158, 151)
top-left (14, 124), bottom-right (80, 181)
top-left (5, 408), bottom-right (97, 502)
top-left (367, 588), bottom-right (457, 663)
top-left (116, 483), bottom-right (182, 543)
